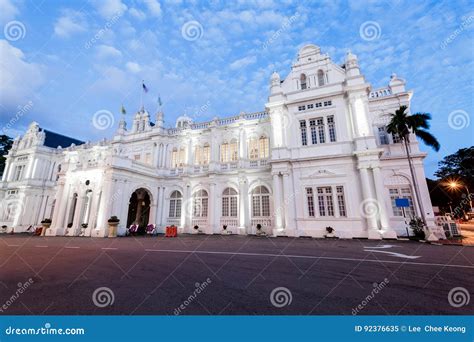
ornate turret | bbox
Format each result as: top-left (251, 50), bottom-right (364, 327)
top-left (345, 50), bottom-right (360, 77)
top-left (270, 71), bottom-right (282, 95)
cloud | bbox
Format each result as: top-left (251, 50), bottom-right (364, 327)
top-left (143, 0), bottom-right (162, 17)
top-left (91, 0), bottom-right (127, 19)
top-left (96, 44), bottom-right (122, 59)
top-left (229, 55), bottom-right (257, 70)
top-left (129, 8), bottom-right (146, 21)
top-left (0, 0), bottom-right (19, 24)
top-left (126, 61), bottom-right (142, 73)
top-left (0, 40), bottom-right (44, 116)
top-left (54, 10), bottom-right (87, 38)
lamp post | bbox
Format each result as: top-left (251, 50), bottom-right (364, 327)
top-left (448, 181), bottom-right (473, 212)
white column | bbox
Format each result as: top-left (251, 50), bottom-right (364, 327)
top-left (1, 159), bottom-right (11, 181)
top-left (359, 167), bottom-right (380, 237)
top-left (182, 184), bottom-right (191, 231)
top-left (372, 167), bottom-right (389, 230)
top-left (282, 173), bottom-right (296, 235)
top-left (51, 181), bottom-right (67, 234)
top-left (272, 173), bottom-right (283, 232)
top-left (208, 183), bottom-right (216, 234)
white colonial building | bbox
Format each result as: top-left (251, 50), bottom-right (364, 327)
top-left (0, 44), bottom-right (445, 239)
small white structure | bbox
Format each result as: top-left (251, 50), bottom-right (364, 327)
top-left (0, 44), bottom-right (445, 240)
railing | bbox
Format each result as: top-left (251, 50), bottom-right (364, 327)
top-left (249, 159), bottom-right (269, 168)
top-left (191, 218), bottom-right (208, 228)
top-left (194, 164), bottom-right (210, 173)
top-left (251, 218), bottom-right (273, 229)
top-left (167, 218), bottom-right (180, 226)
top-left (220, 162), bottom-right (238, 171)
top-left (244, 111), bottom-right (268, 120)
top-left (369, 87), bottom-right (392, 99)
top-left (220, 218), bottom-right (238, 229)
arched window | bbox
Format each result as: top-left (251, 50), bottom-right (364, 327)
top-left (171, 148), bottom-right (178, 168)
top-left (194, 143), bottom-right (211, 165)
top-left (67, 193), bottom-right (78, 227)
top-left (171, 147), bottom-right (185, 168)
top-left (300, 73), bottom-right (307, 90)
top-left (221, 140), bottom-right (238, 163)
top-left (222, 188), bottom-right (238, 217)
top-left (193, 189), bottom-right (208, 217)
top-left (317, 70), bottom-right (325, 86)
top-left (249, 136), bottom-right (269, 160)
top-left (251, 186), bottom-right (270, 217)
top-left (169, 191), bottom-right (182, 218)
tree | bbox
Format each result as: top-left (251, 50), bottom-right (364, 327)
top-left (387, 106), bottom-right (440, 225)
top-left (0, 135), bottom-right (13, 176)
top-left (435, 147), bottom-right (474, 189)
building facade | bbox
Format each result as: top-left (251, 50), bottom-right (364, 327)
top-left (0, 44), bottom-right (445, 240)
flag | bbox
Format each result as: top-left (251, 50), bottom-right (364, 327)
top-left (142, 81), bottom-right (148, 93)
top-left (121, 105), bottom-right (126, 115)
top-left (158, 95), bottom-right (162, 107)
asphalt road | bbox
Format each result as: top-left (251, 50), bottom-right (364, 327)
top-left (0, 234), bottom-right (472, 315)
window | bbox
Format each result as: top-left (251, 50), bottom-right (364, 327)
top-left (221, 140), bottom-right (238, 163)
top-left (309, 119), bottom-right (318, 144)
top-left (378, 126), bottom-right (389, 145)
top-left (258, 136), bottom-right (269, 159)
top-left (193, 189), bottom-right (208, 217)
top-left (389, 187), bottom-right (415, 217)
top-left (300, 74), bottom-right (307, 90)
top-left (13, 165), bottom-right (25, 181)
top-left (179, 148), bottom-right (186, 166)
top-left (317, 118), bottom-right (325, 143)
top-left (222, 188), bottom-right (238, 217)
top-left (251, 186), bottom-right (270, 217)
top-left (327, 116), bottom-right (336, 142)
top-left (307, 104), bottom-right (314, 109)
top-left (145, 153), bottom-right (152, 164)
top-left (169, 191), bottom-right (182, 218)
top-left (194, 144), bottom-right (210, 165)
top-left (317, 187), bottom-right (334, 216)
top-left (306, 187), bottom-right (315, 217)
top-left (298, 105), bottom-right (306, 111)
top-left (315, 102), bottom-right (322, 108)
top-left (324, 100), bottom-right (332, 106)
top-left (317, 70), bottom-right (325, 86)
top-left (392, 132), bottom-right (401, 144)
top-left (336, 186), bottom-right (346, 217)
top-left (171, 148), bottom-right (185, 168)
top-left (300, 120), bottom-right (307, 146)
top-left (134, 154), bottom-right (141, 161)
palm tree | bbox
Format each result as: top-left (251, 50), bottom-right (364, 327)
top-left (387, 105), bottom-right (440, 225)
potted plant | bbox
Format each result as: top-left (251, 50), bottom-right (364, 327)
top-left (40, 218), bottom-right (52, 236)
top-left (409, 217), bottom-right (426, 240)
top-left (325, 226), bottom-right (336, 238)
top-left (1, 225), bottom-right (7, 233)
top-left (81, 223), bottom-right (88, 228)
top-left (256, 223), bottom-right (266, 236)
top-left (107, 216), bottom-right (120, 238)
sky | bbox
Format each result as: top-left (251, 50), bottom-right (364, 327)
top-left (0, 0), bottom-right (473, 177)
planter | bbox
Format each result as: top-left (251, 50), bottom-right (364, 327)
top-left (108, 222), bottom-right (119, 238)
top-left (41, 223), bottom-right (51, 236)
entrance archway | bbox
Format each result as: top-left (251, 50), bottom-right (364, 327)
top-left (126, 188), bottom-right (151, 233)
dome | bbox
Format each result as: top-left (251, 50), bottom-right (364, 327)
top-left (298, 44), bottom-right (321, 58)
top-left (176, 115), bottom-right (193, 128)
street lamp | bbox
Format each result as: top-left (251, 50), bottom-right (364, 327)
top-left (447, 180), bottom-right (473, 212)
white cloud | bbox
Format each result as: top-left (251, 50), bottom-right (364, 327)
top-left (126, 62), bottom-right (142, 73)
top-left (54, 10), bottom-right (87, 38)
top-left (0, 0), bottom-right (19, 24)
top-left (143, 0), bottom-right (162, 17)
top-left (129, 8), bottom-right (146, 21)
top-left (0, 40), bottom-right (44, 114)
top-left (229, 55), bottom-right (257, 70)
top-left (91, 0), bottom-right (127, 19)
top-left (96, 44), bottom-right (122, 59)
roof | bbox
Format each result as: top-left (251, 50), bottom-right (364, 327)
top-left (42, 129), bottom-right (85, 148)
